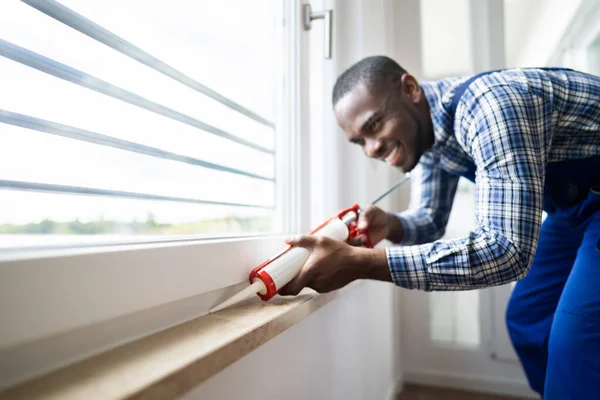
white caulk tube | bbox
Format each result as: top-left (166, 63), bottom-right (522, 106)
top-left (209, 215), bottom-right (353, 313)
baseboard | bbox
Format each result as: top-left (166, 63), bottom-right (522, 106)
top-left (385, 376), bottom-right (404, 400)
top-left (404, 369), bottom-right (538, 399)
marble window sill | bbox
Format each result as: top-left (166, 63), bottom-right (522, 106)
top-left (0, 283), bottom-right (359, 400)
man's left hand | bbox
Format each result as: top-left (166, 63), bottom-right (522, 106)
top-left (278, 235), bottom-right (391, 296)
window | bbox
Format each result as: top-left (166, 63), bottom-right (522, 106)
top-left (587, 33), bottom-right (600, 75)
top-left (419, 0), bottom-right (473, 79)
top-left (418, 0), bottom-right (482, 349)
top-left (0, 0), bottom-right (282, 249)
top-left (0, 1), bottom-right (315, 388)
top-left (428, 178), bottom-right (481, 349)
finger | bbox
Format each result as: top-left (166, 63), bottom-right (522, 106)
top-left (284, 234), bottom-right (319, 249)
top-left (347, 235), bottom-right (367, 247)
top-left (278, 281), bottom-right (302, 296)
top-left (358, 205), bottom-right (379, 229)
top-left (278, 269), bottom-right (309, 296)
top-left (357, 213), bottom-right (368, 230)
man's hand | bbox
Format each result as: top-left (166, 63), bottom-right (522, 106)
top-left (348, 205), bottom-right (405, 246)
top-left (278, 235), bottom-right (391, 296)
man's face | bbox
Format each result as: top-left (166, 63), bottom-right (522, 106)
top-left (334, 77), bottom-right (429, 172)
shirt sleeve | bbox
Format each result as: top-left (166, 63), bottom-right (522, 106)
top-left (394, 154), bottom-right (459, 245)
top-left (386, 85), bottom-right (545, 291)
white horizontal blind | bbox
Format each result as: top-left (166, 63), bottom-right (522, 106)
top-left (0, 0), bottom-right (280, 248)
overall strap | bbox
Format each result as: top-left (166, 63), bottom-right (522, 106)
top-left (448, 69), bottom-right (501, 124)
top-left (446, 69), bottom-right (502, 182)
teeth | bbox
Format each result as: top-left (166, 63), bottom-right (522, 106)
top-left (385, 147), bottom-right (399, 164)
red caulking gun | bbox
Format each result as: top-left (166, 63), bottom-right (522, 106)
top-left (209, 173), bottom-right (411, 313)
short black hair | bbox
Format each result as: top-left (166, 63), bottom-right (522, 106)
top-left (332, 55), bottom-right (407, 106)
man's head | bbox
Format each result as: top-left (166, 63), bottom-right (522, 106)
top-left (332, 56), bottom-right (434, 172)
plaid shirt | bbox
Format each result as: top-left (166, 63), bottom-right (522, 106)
top-left (386, 68), bottom-right (600, 291)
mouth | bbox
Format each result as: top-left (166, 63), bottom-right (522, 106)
top-left (381, 144), bottom-right (403, 166)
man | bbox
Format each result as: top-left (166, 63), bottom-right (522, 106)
top-left (279, 56), bottom-right (600, 398)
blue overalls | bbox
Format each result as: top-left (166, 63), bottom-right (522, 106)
top-left (450, 70), bottom-right (600, 398)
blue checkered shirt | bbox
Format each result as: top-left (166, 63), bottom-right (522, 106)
top-left (386, 68), bottom-right (600, 291)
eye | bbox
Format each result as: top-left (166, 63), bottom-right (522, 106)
top-left (369, 118), bottom-right (381, 132)
top-left (350, 138), bottom-right (365, 146)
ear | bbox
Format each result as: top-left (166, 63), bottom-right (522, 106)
top-left (400, 73), bottom-right (422, 103)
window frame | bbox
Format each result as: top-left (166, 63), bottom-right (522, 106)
top-left (0, 0), bottom-right (310, 367)
top-left (549, 0), bottom-right (600, 72)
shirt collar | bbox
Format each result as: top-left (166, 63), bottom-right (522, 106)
top-left (420, 81), bottom-right (454, 158)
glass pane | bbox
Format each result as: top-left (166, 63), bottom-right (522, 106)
top-left (503, 0), bottom-right (537, 68)
top-left (429, 290), bottom-right (480, 348)
top-left (429, 178), bottom-right (481, 348)
top-left (0, 125), bottom-right (274, 206)
top-left (587, 33), bottom-right (600, 75)
top-left (58, 0), bottom-right (277, 123)
top-left (0, 0), bottom-right (281, 246)
top-left (420, 0), bottom-right (473, 79)
top-left (0, 58), bottom-right (274, 179)
top-left (0, 191), bottom-right (273, 249)
top-left (0, 1), bottom-right (275, 150)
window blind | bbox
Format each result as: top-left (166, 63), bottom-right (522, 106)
top-left (0, 0), bottom-right (279, 244)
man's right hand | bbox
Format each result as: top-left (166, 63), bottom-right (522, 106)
top-left (349, 205), bottom-right (404, 247)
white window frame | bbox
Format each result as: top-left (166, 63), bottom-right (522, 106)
top-left (0, 0), bottom-right (313, 388)
top-left (548, 0), bottom-right (600, 72)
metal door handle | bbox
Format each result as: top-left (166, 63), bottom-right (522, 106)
top-left (302, 4), bottom-right (333, 59)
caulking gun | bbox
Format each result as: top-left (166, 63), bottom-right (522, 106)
top-left (209, 173), bottom-right (411, 313)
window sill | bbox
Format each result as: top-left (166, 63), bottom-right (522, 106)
top-left (0, 283), bottom-right (361, 400)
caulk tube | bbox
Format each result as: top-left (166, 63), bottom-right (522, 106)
top-left (252, 217), bottom-right (350, 300)
top-left (209, 215), bottom-right (353, 313)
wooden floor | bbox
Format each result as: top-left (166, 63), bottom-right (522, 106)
top-left (397, 384), bottom-right (532, 400)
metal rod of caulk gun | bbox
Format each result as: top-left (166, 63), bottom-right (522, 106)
top-left (370, 173), bottom-right (410, 206)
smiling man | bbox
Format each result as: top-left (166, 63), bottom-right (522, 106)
top-left (279, 55), bottom-right (600, 397)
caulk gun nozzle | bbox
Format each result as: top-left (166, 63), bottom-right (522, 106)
top-left (209, 280), bottom-right (265, 313)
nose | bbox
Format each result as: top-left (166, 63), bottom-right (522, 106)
top-left (364, 137), bottom-right (383, 158)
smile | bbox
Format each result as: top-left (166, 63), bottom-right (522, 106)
top-left (381, 144), bottom-right (402, 166)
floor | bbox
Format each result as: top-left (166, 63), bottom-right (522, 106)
top-left (397, 384), bottom-right (532, 400)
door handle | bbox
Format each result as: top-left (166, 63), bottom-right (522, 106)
top-left (302, 4), bottom-right (333, 59)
